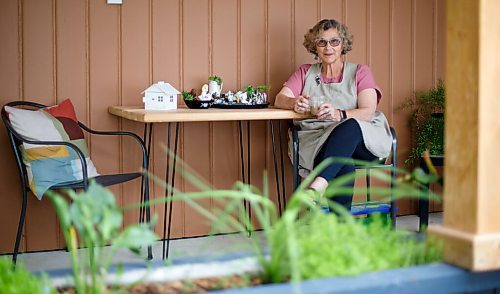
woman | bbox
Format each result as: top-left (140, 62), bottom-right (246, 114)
top-left (274, 19), bottom-right (392, 210)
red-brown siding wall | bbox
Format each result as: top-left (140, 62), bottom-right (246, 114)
top-left (0, 0), bottom-right (445, 253)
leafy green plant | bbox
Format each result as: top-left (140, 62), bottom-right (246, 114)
top-left (244, 84), bottom-right (271, 97)
top-left (400, 80), bottom-right (446, 165)
top-left (289, 213), bottom-right (442, 280)
top-left (0, 257), bottom-right (55, 294)
top-left (143, 150), bottom-right (442, 285)
top-left (208, 75), bottom-right (223, 86)
top-left (182, 90), bottom-right (195, 101)
top-left (256, 85), bottom-right (271, 92)
top-left (47, 183), bottom-right (158, 294)
top-left (257, 159), bottom-right (442, 283)
top-left (46, 150), bottom-right (442, 291)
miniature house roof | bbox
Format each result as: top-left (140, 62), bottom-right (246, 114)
top-left (142, 81), bottom-right (180, 95)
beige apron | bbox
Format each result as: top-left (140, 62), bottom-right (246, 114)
top-left (290, 62), bottom-right (392, 175)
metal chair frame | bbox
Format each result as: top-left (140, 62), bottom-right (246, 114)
top-left (291, 125), bottom-right (398, 225)
top-left (1, 101), bottom-right (152, 264)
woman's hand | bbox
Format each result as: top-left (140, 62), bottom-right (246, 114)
top-left (293, 95), bottom-right (311, 114)
top-left (316, 103), bottom-right (341, 121)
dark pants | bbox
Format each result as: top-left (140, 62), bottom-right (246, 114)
top-left (313, 119), bottom-right (377, 209)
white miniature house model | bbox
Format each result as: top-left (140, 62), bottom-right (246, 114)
top-left (142, 81), bottom-right (180, 110)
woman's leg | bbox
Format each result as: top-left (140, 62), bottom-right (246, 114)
top-left (311, 119), bottom-right (377, 209)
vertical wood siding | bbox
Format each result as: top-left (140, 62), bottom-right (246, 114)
top-left (0, 0), bottom-right (445, 253)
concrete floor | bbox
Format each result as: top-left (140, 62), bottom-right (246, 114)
top-left (8, 212), bottom-right (443, 273)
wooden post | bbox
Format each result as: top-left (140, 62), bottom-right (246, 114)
top-left (428, 0), bottom-right (500, 271)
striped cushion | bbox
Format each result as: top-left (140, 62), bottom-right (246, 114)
top-left (4, 99), bottom-right (99, 199)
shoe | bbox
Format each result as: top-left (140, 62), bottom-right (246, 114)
top-left (305, 188), bottom-right (332, 213)
top-left (305, 188), bottom-right (322, 206)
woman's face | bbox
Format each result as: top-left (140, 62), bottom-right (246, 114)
top-left (315, 28), bottom-right (343, 65)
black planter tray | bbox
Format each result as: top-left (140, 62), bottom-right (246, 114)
top-left (211, 103), bottom-right (269, 109)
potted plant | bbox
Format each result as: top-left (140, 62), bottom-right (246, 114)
top-left (18, 150), bottom-right (500, 292)
top-left (400, 80), bottom-right (445, 165)
top-left (182, 89), bottom-right (212, 109)
top-left (208, 75), bottom-right (223, 96)
top-left (244, 84), bottom-right (271, 105)
top-left (46, 183), bottom-right (158, 293)
top-left (42, 156), bottom-right (448, 293)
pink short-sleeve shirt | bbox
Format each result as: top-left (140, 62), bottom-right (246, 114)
top-left (284, 63), bottom-right (382, 103)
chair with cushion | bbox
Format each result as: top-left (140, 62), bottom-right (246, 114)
top-left (291, 125), bottom-right (398, 225)
top-left (1, 100), bottom-right (151, 263)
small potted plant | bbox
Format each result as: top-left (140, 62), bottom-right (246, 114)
top-left (244, 84), bottom-right (271, 105)
top-left (400, 80), bottom-right (445, 165)
top-left (182, 89), bottom-right (212, 109)
top-left (208, 75), bottom-right (223, 96)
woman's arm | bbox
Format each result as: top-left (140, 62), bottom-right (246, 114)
top-left (344, 88), bottom-right (377, 121)
top-left (275, 86), bottom-right (310, 113)
top-left (315, 88), bottom-right (377, 122)
top-left (274, 87), bottom-right (296, 109)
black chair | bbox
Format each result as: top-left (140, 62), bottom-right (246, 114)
top-left (291, 125), bottom-right (398, 225)
top-left (1, 101), bottom-right (152, 264)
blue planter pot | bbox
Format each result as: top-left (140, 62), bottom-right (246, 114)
top-left (43, 253), bottom-right (500, 293)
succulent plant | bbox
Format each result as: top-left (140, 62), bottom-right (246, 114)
top-left (182, 89), bottom-right (196, 101)
top-left (208, 75), bottom-right (223, 86)
top-left (244, 84), bottom-right (271, 97)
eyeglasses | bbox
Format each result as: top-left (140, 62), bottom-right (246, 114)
top-left (315, 37), bottom-right (342, 48)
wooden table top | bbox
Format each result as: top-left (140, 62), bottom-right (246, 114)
top-left (108, 105), bottom-right (308, 123)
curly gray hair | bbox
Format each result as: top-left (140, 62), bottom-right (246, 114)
top-left (303, 19), bottom-right (353, 56)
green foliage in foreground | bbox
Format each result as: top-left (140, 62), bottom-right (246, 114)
top-left (145, 154), bottom-right (443, 285)
top-left (47, 183), bottom-right (158, 294)
top-left (281, 213), bottom-right (442, 280)
top-left (0, 257), bottom-right (55, 294)
top-left (45, 151), bottom-right (442, 292)
top-left (257, 173), bottom-right (443, 283)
